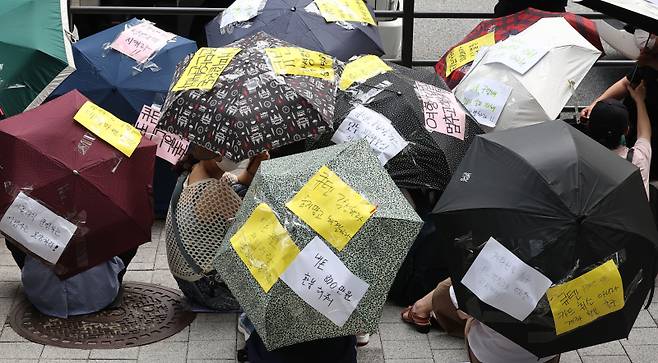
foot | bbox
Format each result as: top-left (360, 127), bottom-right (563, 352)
top-left (401, 305), bottom-right (431, 333)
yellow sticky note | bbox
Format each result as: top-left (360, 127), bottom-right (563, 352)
top-left (547, 260), bottom-right (625, 335)
top-left (315, 0), bottom-right (376, 26)
top-left (172, 47), bottom-right (241, 91)
top-left (231, 203), bottom-right (300, 292)
top-left (265, 47), bottom-right (335, 81)
top-left (339, 55), bottom-right (392, 91)
top-left (286, 166), bottom-right (376, 251)
top-left (445, 32), bottom-right (496, 77)
top-left (73, 101), bottom-right (142, 157)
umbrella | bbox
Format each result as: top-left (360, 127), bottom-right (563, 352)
top-left (433, 120), bottom-right (658, 357)
top-left (435, 7), bottom-right (604, 89)
top-left (205, 0), bottom-right (384, 61)
top-left (49, 18), bottom-right (197, 124)
top-left (157, 31), bottom-right (342, 162)
top-left (0, 90), bottom-right (156, 279)
top-left (214, 140), bottom-right (423, 350)
top-left (577, 0), bottom-right (658, 34)
top-left (0, 0), bottom-right (75, 118)
top-left (453, 17), bottom-right (601, 132)
top-left (306, 58), bottom-right (483, 192)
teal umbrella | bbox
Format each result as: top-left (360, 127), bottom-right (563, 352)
top-left (0, 0), bottom-right (75, 117)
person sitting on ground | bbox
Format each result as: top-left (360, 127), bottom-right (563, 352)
top-left (165, 144), bottom-right (269, 311)
top-left (493, 0), bottom-right (567, 17)
top-left (587, 82), bottom-right (651, 198)
top-left (401, 278), bottom-right (560, 363)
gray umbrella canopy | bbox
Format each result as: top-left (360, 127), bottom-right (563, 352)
top-left (214, 140), bottom-right (423, 350)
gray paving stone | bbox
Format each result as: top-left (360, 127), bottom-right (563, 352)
top-left (621, 328), bottom-right (658, 346)
top-left (189, 314), bottom-right (236, 342)
top-left (430, 349), bottom-right (468, 362)
top-left (127, 262), bottom-right (155, 271)
top-left (559, 350), bottom-right (582, 363)
top-left (580, 356), bottom-right (631, 363)
top-left (0, 266), bottom-right (20, 282)
top-left (154, 254), bottom-right (169, 270)
top-left (578, 340), bottom-right (626, 356)
top-left (427, 331), bottom-right (464, 350)
top-left (187, 340), bottom-right (235, 360)
top-left (383, 340), bottom-right (432, 360)
top-left (385, 359), bottom-right (434, 363)
top-left (379, 322), bottom-right (430, 342)
top-left (87, 360), bottom-right (137, 363)
top-left (380, 303), bottom-right (403, 323)
top-left (186, 360), bottom-right (235, 363)
top-left (633, 310), bottom-right (657, 328)
top-left (38, 360), bottom-right (88, 363)
top-left (160, 326), bottom-right (190, 343)
top-left (89, 347), bottom-right (139, 359)
top-left (0, 325), bottom-right (27, 342)
top-left (0, 281), bottom-right (18, 298)
top-left (624, 344), bottom-right (658, 363)
top-left (138, 341), bottom-right (187, 363)
top-left (132, 248), bottom-right (157, 264)
top-left (0, 360), bottom-right (37, 363)
top-left (123, 270), bottom-right (153, 284)
top-left (41, 346), bottom-right (90, 359)
top-left (151, 270), bottom-right (179, 289)
top-left (0, 342), bottom-right (44, 359)
top-left (356, 347), bottom-right (384, 363)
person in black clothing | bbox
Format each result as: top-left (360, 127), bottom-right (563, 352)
top-left (493, 0), bottom-right (568, 17)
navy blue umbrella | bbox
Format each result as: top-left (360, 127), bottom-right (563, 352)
top-left (49, 18), bottom-right (197, 216)
top-left (205, 0), bottom-right (384, 61)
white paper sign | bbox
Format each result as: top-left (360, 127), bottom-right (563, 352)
top-left (281, 236), bottom-right (369, 327)
top-left (220, 0), bottom-right (266, 28)
top-left (460, 78), bottom-right (512, 128)
top-left (484, 40), bottom-right (549, 74)
top-left (461, 237), bottom-right (552, 321)
top-left (0, 192), bottom-right (77, 264)
top-left (331, 106), bottom-right (408, 165)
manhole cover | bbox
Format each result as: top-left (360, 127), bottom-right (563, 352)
top-left (8, 282), bottom-right (196, 349)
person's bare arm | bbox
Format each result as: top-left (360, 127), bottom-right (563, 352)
top-left (628, 81), bottom-right (651, 141)
top-left (581, 77), bottom-right (631, 118)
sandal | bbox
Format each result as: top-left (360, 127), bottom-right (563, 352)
top-left (401, 305), bottom-right (431, 333)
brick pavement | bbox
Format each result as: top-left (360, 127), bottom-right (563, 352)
top-left (1, 221), bottom-right (657, 362)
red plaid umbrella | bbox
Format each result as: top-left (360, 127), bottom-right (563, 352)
top-left (435, 8), bottom-right (604, 89)
top-left (0, 90), bottom-right (156, 278)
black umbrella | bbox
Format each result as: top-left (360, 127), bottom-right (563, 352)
top-left (306, 61), bottom-right (483, 192)
top-left (433, 120), bottom-right (658, 357)
top-left (157, 32), bottom-right (341, 162)
top-left (205, 0), bottom-right (384, 62)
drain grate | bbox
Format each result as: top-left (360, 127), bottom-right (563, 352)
top-left (8, 282), bottom-right (196, 349)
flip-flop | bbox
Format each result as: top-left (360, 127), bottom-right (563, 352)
top-left (400, 305), bottom-right (431, 334)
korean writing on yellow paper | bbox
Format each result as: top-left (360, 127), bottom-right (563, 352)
top-left (315, 0), bottom-right (376, 25)
top-left (231, 203), bottom-right (300, 292)
top-left (73, 101), bottom-right (142, 157)
top-left (172, 47), bottom-right (241, 91)
top-left (445, 32), bottom-right (496, 77)
top-left (265, 47), bottom-right (335, 81)
top-left (286, 166), bottom-right (376, 251)
top-left (547, 260), bottom-right (625, 335)
top-left (339, 55), bottom-right (392, 91)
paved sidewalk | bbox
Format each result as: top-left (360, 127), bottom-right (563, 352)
top-left (1, 221), bottom-right (657, 362)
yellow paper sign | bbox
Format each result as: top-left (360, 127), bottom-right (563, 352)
top-left (339, 55), bottom-right (392, 91)
top-left (172, 47), bottom-right (241, 91)
top-left (231, 203), bottom-right (300, 292)
top-left (315, 0), bottom-right (376, 26)
top-left (73, 101), bottom-right (142, 157)
top-left (445, 32), bottom-right (496, 77)
top-left (547, 260), bottom-right (625, 335)
top-left (265, 47), bottom-right (335, 81)
top-left (286, 166), bottom-right (376, 251)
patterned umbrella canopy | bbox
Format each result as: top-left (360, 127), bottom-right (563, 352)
top-left (307, 59), bottom-right (482, 192)
top-left (157, 32), bottom-right (341, 162)
top-left (435, 7), bottom-right (604, 89)
top-left (214, 140), bottom-right (422, 350)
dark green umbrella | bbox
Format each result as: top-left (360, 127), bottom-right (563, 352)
top-left (0, 0), bottom-right (75, 118)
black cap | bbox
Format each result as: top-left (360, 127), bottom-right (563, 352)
top-left (588, 98), bottom-right (629, 149)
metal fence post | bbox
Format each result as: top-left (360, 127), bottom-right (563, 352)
top-left (401, 0), bottom-right (414, 67)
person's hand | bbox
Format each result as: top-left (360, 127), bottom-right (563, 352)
top-left (638, 48), bottom-right (658, 71)
top-left (627, 80), bottom-right (647, 103)
top-left (580, 102), bottom-right (597, 119)
top-left (246, 151), bottom-right (270, 176)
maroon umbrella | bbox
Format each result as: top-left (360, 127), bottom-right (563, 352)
top-left (435, 8), bottom-right (605, 89)
top-left (0, 90), bottom-right (156, 278)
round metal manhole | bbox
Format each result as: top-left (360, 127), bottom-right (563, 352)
top-left (8, 282), bottom-right (196, 349)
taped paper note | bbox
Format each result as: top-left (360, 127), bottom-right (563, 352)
top-left (286, 166), bottom-right (376, 251)
top-left (111, 21), bottom-right (175, 64)
top-left (414, 81), bottom-right (466, 140)
top-left (460, 78), bottom-right (512, 128)
top-left (547, 260), bottom-right (624, 335)
top-left (0, 192), bottom-right (77, 264)
top-left (281, 236), bottom-right (369, 326)
top-left (445, 32), bottom-right (496, 77)
top-left (134, 104), bottom-right (189, 165)
top-left (219, 0), bottom-right (266, 28)
top-left (265, 47), bottom-right (334, 81)
top-left (231, 203), bottom-right (300, 292)
top-left (74, 101), bottom-right (142, 157)
top-left (172, 47), bottom-right (241, 91)
top-left (331, 105), bottom-right (408, 165)
top-left (339, 55), bottom-right (392, 90)
top-left (314, 0), bottom-right (376, 25)
top-left (484, 40), bottom-right (549, 74)
top-left (461, 237), bottom-right (553, 321)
